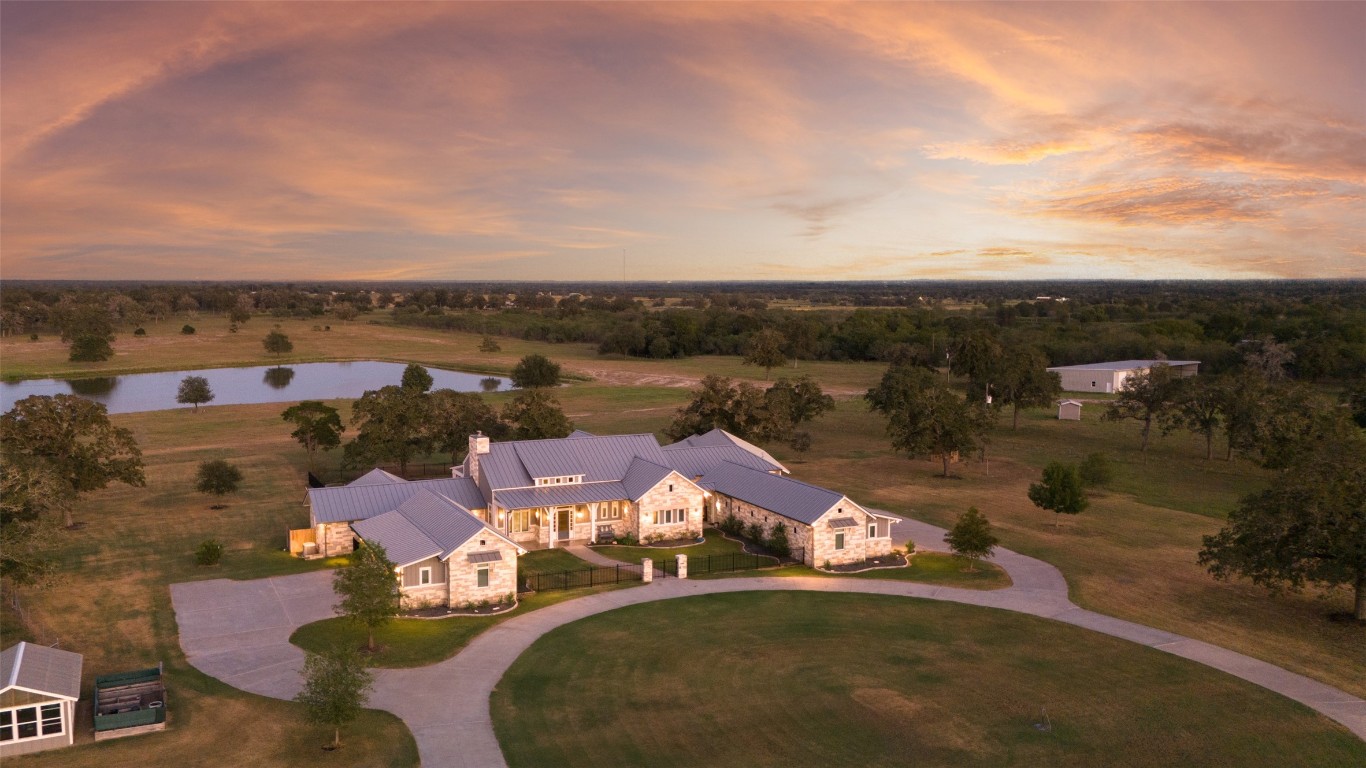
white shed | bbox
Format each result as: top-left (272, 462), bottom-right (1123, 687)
top-left (1046, 360), bottom-right (1200, 393)
top-left (1057, 400), bottom-right (1083, 421)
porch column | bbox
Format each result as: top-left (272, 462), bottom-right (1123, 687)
top-left (548, 506), bottom-right (556, 549)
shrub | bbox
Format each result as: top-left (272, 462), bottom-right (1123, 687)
top-left (133, 327), bottom-right (147, 336)
top-left (181, 324), bottom-right (195, 335)
top-left (719, 513), bottom-right (744, 537)
top-left (502, 592), bottom-right (515, 605)
top-left (28, 333), bottom-right (38, 342)
top-left (228, 323), bottom-right (238, 333)
top-left (745, 522), bottom-right (765, 543)
top-left (68, 335), bottom-right (113, 362)
top-left (196, 539), bottom-right (225, 566)
top-left (477, 599), bottom-right (490, 610)
top-left (616, 532), bottom-right (638, 547)
top-left (767, 522), bottom-right (791, 558)
top-left (1079, 452), bottom-right (1114, 488)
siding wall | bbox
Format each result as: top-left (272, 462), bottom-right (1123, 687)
top-left (0, 698), bottom-right (74, 758)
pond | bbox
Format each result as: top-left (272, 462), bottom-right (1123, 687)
top-left (0, 361), bottom-right (511, 415)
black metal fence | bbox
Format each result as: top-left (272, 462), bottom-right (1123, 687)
top-left (685, 548), bottom-right (804, 576)
top-left (519, 562), bottom-right (644, 593)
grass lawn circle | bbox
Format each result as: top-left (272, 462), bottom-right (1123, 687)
top-left (491, 592), bottom-right (1364, 768)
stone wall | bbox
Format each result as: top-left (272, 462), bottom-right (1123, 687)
top-left (319, 522), bottom-right (355, 557)
top-left (398, 557), bottom-right (449, 609)
top-left (448, 534), bottom-right (520, 607)
top-left (717, 496), bottom-right (813, 564)
top-left (635, 474), bottom-right (704, 542)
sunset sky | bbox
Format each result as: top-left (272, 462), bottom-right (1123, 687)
top-left (2, 1), bottom-right (1362, 281)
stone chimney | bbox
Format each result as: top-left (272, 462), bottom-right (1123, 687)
top-left (467, 431), bottom-right (491, 485)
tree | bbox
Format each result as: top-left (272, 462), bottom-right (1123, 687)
top-left (68, 334), bottom-right (114, 363)
top-left (993, 348), bottom-right (1062, 429)
top-left (501, 389), bottom-right (572, 440)
top-left (510, 354), bottom-right (561, 388)
top-left (0, 459), bottom-right (69, 611)
top-left (1198, 432), bottom-right (1366, 621)
top-left (176, 375), bottom-right (214, 412)
top-left (743, 329), bottom-right (788, 380)
top-left (282, 401), bottom-right (345, 472)
top-left (400, 363), bottom-right (433, 393)
top-left (228, 305), bottom-right (251, 325)
top-left (263, 329), bottom-right (293, 357)
top-left (0, 395), bottom-right (145, 527)
top-left (664, 375), bottom-right (741, 441)
top-left (427, 390), bottom-right (502, 464)
top-left (1101, 364), bottom-right (1180, 453)
top-left (294, 647), bottom-right (374, 750)
top-left (948, 330), bottom-right (1002, 394)
top-left (768, 375), bottom-right (835, 426)
top-left (344, 386), bottom-right (432, 476)
top-left (944, 507), bottom-right (998, 571)
top-left (1027, 461), bottom-right (1088, 526)
top-left (333, 542), bottom-right (400, 651)
top-left (1166, 376), bottom-right (1224, 460)
top-left (1078, 452), bottom-right (1113, 488)
top-left (866, 364), bottom-right (993, 477)
top-left (332, 302), bottom-right (359, 322)
top-left (195, 459), bottom-right (242, 507)
top-left (478, 336), bottom-right (501, 353)
top-left (57, 303), bottom-right (116, 363)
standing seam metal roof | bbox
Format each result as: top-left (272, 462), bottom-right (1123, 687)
top-left (309, 476), bottom-right (485, 523)
top-left (352, 489), bottom-right (500, 566)
top-left (495, 482), bottom-right (629, 510)
top-left (1046, 359), bottom-right (1199, 372)
top-left (660, 444), bottom-right (782, 478)
top-left (700, 461), bottom-right (852, 525)
top-left (1, 642), bottom-right (83, 700)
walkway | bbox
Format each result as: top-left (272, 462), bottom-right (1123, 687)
top-left (171, 516), bottom-right (1366, 767)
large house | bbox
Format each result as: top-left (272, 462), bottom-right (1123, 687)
top-left (302, 429), bottom-right (897, 606)
top-left (1046, 359), bottom-right (1199, 393)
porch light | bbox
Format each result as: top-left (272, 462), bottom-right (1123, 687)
top-left (578, 511), bottom-right (586, 521)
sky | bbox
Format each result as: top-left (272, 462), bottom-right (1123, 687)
top-left (2, 1), bottom-right (1363, 282)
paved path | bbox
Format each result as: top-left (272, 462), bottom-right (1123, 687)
top-left (172, 516), bottom-right (1366, 767)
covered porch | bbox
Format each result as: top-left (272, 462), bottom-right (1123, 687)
top-left (499, 499), bottom-right (632, 550)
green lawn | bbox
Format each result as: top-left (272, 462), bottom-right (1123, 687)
top-left (592, 527), bottom-right (750, 563)
top-left (690, 552), bottom-right (1011, 589)
top-left (491, 592), bottom-right (1364, 768)
top-left (290, 584), bottom-right (640, 668)
top-left (519, 547), bottom-right (593, 575)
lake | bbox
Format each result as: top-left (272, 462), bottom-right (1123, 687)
top-left (0, 361), bottom-right (511, 415)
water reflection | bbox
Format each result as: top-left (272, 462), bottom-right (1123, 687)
top-left (480, 377), bottom-right (501, 393)
top-left (67, 376), bottom-right (119, 397)
top-left (263, 367), bottom-right (296, 389)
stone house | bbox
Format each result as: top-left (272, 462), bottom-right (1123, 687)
top-left (699, 461), bottom-right (898, 568)
top-left (0, 643), bottom-right (83, 758)
top-left (352, 490), bottom-right (524, 609)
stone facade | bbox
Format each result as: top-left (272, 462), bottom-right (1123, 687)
top-left (447, 534), bottom-right (519, 607)
top-left (717, 496), bottom-right (813, 563)
top-left (318, 522), bottom-right (356, 557)
top-left (634, 473), bottom-right (705, 543)
top-left (714, 494), bottom-right (892, 567)
top-left (398, 557), bottom-right (450, 609)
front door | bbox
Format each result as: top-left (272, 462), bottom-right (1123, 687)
top-left (557, 507), bottom-right (571, 540)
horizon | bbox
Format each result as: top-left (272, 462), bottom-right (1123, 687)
top-left (3, 2), bottom-right (1363, 281)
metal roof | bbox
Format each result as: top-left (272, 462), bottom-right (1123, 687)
top-left (346, 468), bottom-right (407, 486)
top-left (567, 429), bottom-right (596, 439)
top-left (309, 476), bottom-right (485, 523)
top-left (496, 481), bottom-right (629, 510)
top-left (700, 461), bottom-right (852, 525)
top-left (1046, 359), bottom-right (1200, 372)
top-left (467, 551), bottom-right (503, 564)
top-left (660, 444), bottom-right (782, 479)
top-left (665, 429), bottom-right (788, 473)
top-left (352, 489), bottom-right (497, 566)
top-left (1, 642), bottom-right (83, 700)
top-left (621, 458), bottom-right (675, 500)
top-left (828, 517), bottom-right (859, 529)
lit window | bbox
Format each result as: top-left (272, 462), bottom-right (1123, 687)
top-left (477, 567), bottom-right (489, 588)
top-left (511, 509), bottom-right (531, 533)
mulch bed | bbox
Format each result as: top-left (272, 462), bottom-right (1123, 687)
top-left (400, 602), bottom-right (517, 619)
top-left (820, 553), bottom-right (909, 573)
top-left (640, 536), bottom-right (705, 548)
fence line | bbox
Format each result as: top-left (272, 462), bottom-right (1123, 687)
top-left (519, 562), bottom-right (644, 593)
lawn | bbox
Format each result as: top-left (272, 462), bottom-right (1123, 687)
top-left (592, 527), bottom-right (750, 563)
top-left (491, 592), bottom-right (1365, 768)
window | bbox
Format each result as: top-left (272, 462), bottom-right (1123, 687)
top-left (869, 523), bottom-right (877, 539)
top-left (654, 508), bottom-right (686, 524)
top-left (510, 508), bottom-right (531, 533)
top-left (835, 532), bottom-right (845, 550)
top-left (601, 501), bottom-right (621, 520)
top-left (668, 484), bottom-right (674, 492)
top-left (0, 704), bottom-right (62, 742)
top-left (419, 567), bottom-right (432, 585)
top-left (477, 567), bottom-right (489, 588)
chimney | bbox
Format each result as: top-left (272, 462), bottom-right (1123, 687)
top-left (467, 431), bottom-right (491, 484)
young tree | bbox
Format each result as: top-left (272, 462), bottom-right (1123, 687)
top-left (742, 329), bottom-right (788, 380)
top-left (176, 375), bottom-right (215, 412)
top-left (944, 506), bottom-right (998, 571)
top-left (294, 647), bottom-right (374, 750)
top-left (399, 363), bottom-right (433, 393)
top-left (427, 390), bottom-right (502, 464)
top-left (0, 395), bottom-right (145, 527)
top-left (1101, 364), bottom-right (1180, 453)
top-left (478, 336), bottom-right (501, 353)
top-left (866, 364), bottom-right (992, 477)
top-left (263, 329), bottom-right (293, 357)
top-left (333, 542), bottom-right (400, 651)
top-left (994, 348), bottom-right (1062, 429)
top-left (1199, 432), bottom-right (1366, 620)
top-left (282, 401), bottom-right (345, 472)
top-left (195, 459), bottom-right (242, 508)
top-left (501, 389), bottom-right (572, 440)
top-left (1027, 461), bottom-right (1089, 526)
top-left (510, 354), bottom-right (561, 388)
top-left (1077, 452), bottom-right (1113, 488)
top-left (344, 386), bottom-right (432, 476)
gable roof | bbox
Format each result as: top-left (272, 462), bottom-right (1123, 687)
top-left (1, 642), bottom-right (83, 700)
top-left (664, 429), bottom-right (788, 473)
top-left (700, 461), bottom-right (853, 525)
top-left (1046, 359), bottom-right (1200, 372)
top-left (494, 481), bottom-right (628, 511)
top-left (567, 429), bottom-right (596, 439)
top-left (346, 468), bottom-right (407, 486)
top-left (621, 457), bottom-right (677, 500)
top-left (661, 443), bottom-right (783, 479)
top-left (309, 476), bottom-right (486, 524)
top-left (479, 433), bottom-right (671, 490)
top-left (352, 489), bottom-right (521, 567)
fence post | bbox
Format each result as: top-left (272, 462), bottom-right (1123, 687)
top-left (675, 554), bottom-right (688, 579)
top-left (641, 558), bottom-right (653, 583)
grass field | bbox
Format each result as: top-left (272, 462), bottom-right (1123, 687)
top-left (491, 592), bottom-right (1365, 768)
top-left (696, 552), bottom-right (1011, 590)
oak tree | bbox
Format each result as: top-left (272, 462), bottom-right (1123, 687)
top-left (282, 401), bottom-right (345, 471)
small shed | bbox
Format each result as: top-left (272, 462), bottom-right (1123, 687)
top-left (1057, 400), bottom-right (1083, 421)
top-left (0, 642), bottom-right (83, 758)
top-left (93, 665), bottom-right (166, 740)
